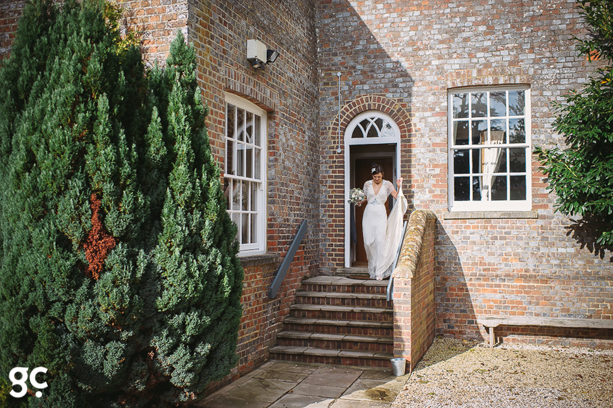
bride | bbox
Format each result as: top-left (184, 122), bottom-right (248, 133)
top-left (358, 163), bottom-right (406, 280)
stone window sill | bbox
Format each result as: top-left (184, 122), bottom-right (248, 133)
top-left (443, 211), bottom-right (538, 220)
top-left (239, 254), bottom-right (280, 268)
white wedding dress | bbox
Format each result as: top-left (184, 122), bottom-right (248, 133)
top-left (362, 180), bottom-right (408, 280)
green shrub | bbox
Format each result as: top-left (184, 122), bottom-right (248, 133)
top-left (0, 0), bottom-right (243, 406)
top-left (535, 0), bottom-right (613, 251)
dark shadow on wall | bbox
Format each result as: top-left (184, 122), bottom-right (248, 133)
top-left (434, 220), bottom-right (479, 340)
top-left (565, 215), bottom-right (613, 262)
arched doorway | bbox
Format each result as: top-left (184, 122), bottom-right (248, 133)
top-left (344, 111), bottom-right (401, 268)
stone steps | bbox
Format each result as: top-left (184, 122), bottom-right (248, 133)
top-left (271, 275), bottom-right (394, 367)
top-left (269, 345), bottom-right (393, 367)
top-left (282, 317), bottom-right (393, 336)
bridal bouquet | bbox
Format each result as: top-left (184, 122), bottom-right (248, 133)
top-left (347, 187), bottom-right (366, 205)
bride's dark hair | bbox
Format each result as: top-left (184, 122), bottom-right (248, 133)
top-left (371, 163), bottom-right (383, 175)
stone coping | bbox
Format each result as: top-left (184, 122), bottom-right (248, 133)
top-left (443, 210), bottom-right (538, 220)
top-left (393, 210), bottom-right (437, 279)
top-left (239, 254), bottom-right (280, 268)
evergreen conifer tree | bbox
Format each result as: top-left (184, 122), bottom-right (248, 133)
top-left (0, 1), bottom-right (243, 406)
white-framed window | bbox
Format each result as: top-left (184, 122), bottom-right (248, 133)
top-left (448, 86), bottom-right (532, 212)
top-left (224, 93), bottom-right (267, 255)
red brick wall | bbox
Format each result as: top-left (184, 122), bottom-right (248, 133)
top-left (186, 0), bottom-right (320, 379)
top-left (0, 0), bottom-right (24, 61)
top-left (317, 0), bottom-right (613, 347)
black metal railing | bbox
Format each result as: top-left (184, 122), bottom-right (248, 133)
top-left (268, 220), bottom-right (308, 299)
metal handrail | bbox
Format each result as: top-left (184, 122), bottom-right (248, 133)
top-left (268, 220), bottom-right (308, 299)
top-left (386, 220), bottom-right (408, 301)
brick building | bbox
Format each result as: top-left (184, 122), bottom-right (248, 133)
top-left (2, 0), bottom-right (611, 385)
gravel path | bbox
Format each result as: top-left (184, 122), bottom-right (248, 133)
top-left (393, 338), bottom-right (613, 408)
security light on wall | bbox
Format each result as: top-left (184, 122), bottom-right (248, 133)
top-left (247, 39), bottom-right (279, 69)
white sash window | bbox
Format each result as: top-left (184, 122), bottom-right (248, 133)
top-left (448, 86), bottom-right (532, 212)
top-left (225, 94), bottom-right (267, 255)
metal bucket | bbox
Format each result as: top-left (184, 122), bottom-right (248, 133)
top-left (390, 357), bottom-right (407, 376)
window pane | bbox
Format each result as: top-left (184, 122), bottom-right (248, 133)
top-left (490, 91), bottom-right (506, 117)
top-left (491, 176), bottom-right (507, 200)
top-left (232, 212), bottom-right (240, 242)
top-left (242, 213), bottom-right (249, 244)
top-left (242, 180), bottom-right (248, 211)
top-left (454, 150), bottom-right (470, 174)
top-left (254, 147), bottom-right (261, 180)
top-left (510, 176), bottom-right (527, 200)
top-left (250, 212), bottom-right (258, 244)
top-left (231, 180), bottom-right (241, 210)
top-left (490, 119), bottom-right (507, 144)
top-left (510, 148), bottom-right (526, 173)
top-left (251, 183), bottom-right (258, 212)
top-left (509, 90), bottom-right (525, 116)
top-left (472, 149), bottom-right (481, 174)
top-left (224, 179), bottom-right (231, 210)
top-left (237, 144), bottom-right (244, 176)
top-left (454, 177), bottom-right (470, 201)
top-left (226, 139), bottom-right (234, 175)
top-left (472, 120), bottom-right (487, 145)
top-left (482, 148), bottom-right (506, 196)
top-left (237, 108), bottom-right (245, 142)
top-left (246, 111), bottom-right (253, 143)
top-left (255, 115), bottom-right (261, 146)
top-left (471, 92), bottom-right (487, 117)
top-left (454, 121), bottom-right (469, 145)
top-left (380, 119), bottom-right (395, 138)
top-left (472, 176), bottom-right (482, 201)
top-left (453, 93), bottom-right (469, 118)
top-left (509, 118), bottom-right (525, 143)
top-left (246, 146), bottom-right (253, 178)
top-left (494, 148), bottom-right (507, 173)
top-left (366, 119), bottom-right (378, 138)
top-left (227, 104), bottom-right (235, 140)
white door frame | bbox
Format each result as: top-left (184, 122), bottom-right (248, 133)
top-left (343, 111), bottom-right (401, 268)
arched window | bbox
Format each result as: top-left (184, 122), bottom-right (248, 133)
top-left (345, 111), bottom-right (400, 145)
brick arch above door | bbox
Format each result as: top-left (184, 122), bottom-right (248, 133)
top-left (338, 95), bottom-right (412, 137)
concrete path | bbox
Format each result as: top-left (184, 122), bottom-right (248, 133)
top-left (198, 361), bottom-right (409, 408)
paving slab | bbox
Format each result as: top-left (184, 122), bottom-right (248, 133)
top-left (202, 394), bottom-right (270, 408)
top-left (268, 393), bottom-right (334, 408)
top-left (254, 361), bottom-right (317, 383)
top-left (224, 378), bottom-right (296, 404)
top-left (340, 378), bottom-right (403, 403)
top-left (291, 381), bottom-right (347, 398)
top-left (301, 366), bottom-right (363, 388)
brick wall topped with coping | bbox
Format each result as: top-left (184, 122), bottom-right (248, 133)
top-left (393, 210), bottom-right (437, 371)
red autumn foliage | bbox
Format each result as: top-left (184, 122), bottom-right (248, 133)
top-left (84, 193), bottom-right (116, 280)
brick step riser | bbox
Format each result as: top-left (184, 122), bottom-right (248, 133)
top-left (283, 324), bottom-right (392, 337)
top-left (289, 310), bottom-right (393, 322)
top-left (276, 338), bottom-right (393, 353)
top-left (295, 296), bottom-right (391, 308)
top-left (269, 353), bottom-right (392, 368)
top-left (301, 284), bottom-right (388, 295)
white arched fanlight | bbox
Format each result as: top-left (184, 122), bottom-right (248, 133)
top-left (345, 111), bottom-right (401, 146)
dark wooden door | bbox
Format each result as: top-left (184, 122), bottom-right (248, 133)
top-left (353, 158), bottom-right (394, 265)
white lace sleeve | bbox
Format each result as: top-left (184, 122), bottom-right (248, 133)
top-left (385, 180), bottom-right (394, 196)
